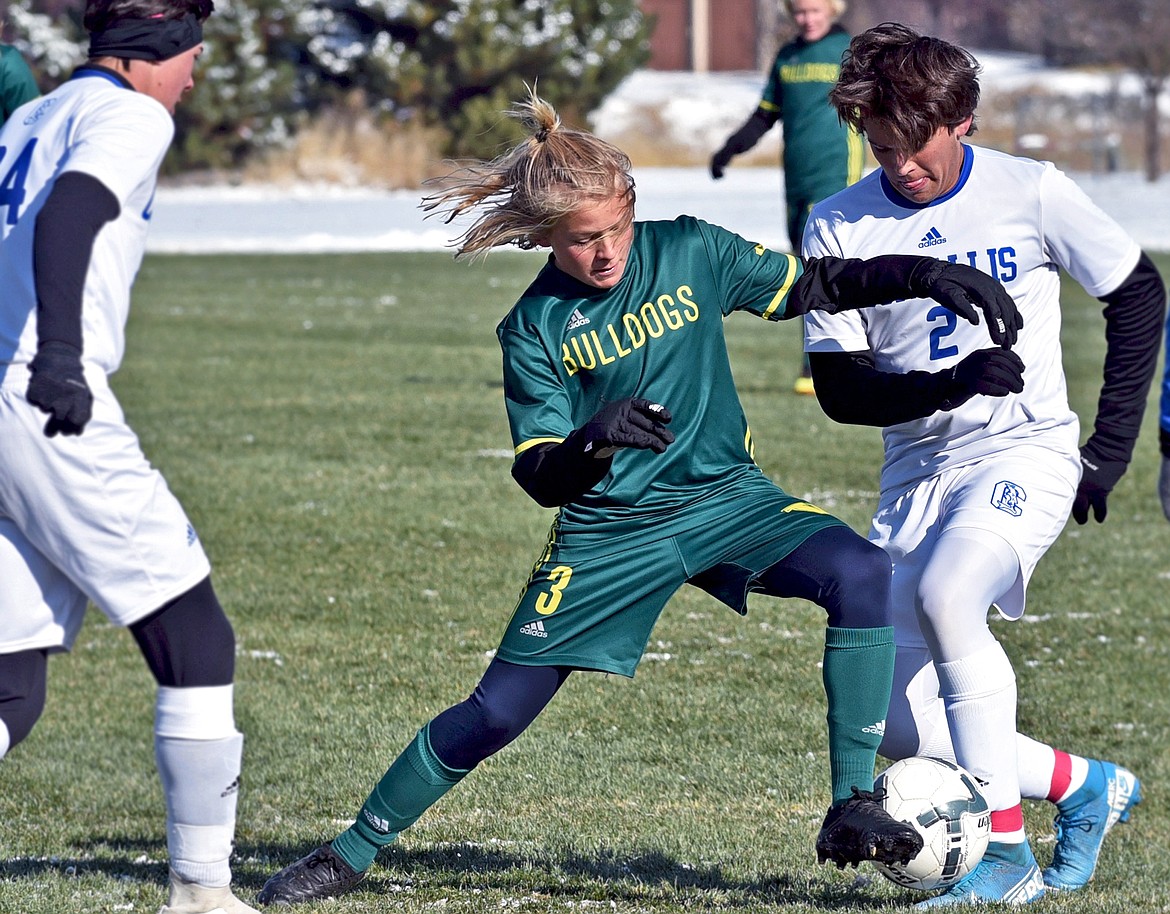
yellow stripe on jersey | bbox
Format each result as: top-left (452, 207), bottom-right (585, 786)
top-left (515, 436), bottom-right (564, 456)
top-left (846, 126), bottom-right (866, 186)
top-left (744, 426), bottom-right (756, 460)
top-left (782, 501), bottom-right (830, 515)
top-left (761, 254), bottom-right (800, 320)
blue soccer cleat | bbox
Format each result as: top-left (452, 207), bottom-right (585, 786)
top-left (1043, 760), bottom-right (1141, 891)
top-left (916, 841), bottom-right (1045, 908)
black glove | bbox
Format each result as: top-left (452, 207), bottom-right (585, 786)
top-left (710, 147), bottom-right (734, 180)
top-left (912, 260), bottom-right (1024, 348)
top-left (1072, 443), bottom-right (1127, 525)
top-left (27, 341), bottom-right (93, 437)
top-left (940, 348), bottom-right (1025, 410)
top-left (710, 110), bottom-right (772, 180)
top-left (581, 397), bottom-right (674, 457)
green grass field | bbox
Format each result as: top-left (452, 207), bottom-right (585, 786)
top-left (2, 251), bottom-right (1168, 913)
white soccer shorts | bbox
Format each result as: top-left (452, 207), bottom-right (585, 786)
top-left (0, 370), bottom-right (211, 653)
top-left (870, 445), bottom-right (1079, 648)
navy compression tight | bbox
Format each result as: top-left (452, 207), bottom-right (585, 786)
top-left (427, 526), bottom-right (890, 771)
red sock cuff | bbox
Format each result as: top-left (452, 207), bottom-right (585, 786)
top-left (1047, 749), bottom-right (1073, 803)
top-left (990, 805), bottom-right (1024, 833)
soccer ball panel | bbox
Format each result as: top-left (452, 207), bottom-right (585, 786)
top-left (873, 756), bottom-right (991, 891)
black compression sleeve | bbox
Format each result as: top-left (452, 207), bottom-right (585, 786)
top-left (1085, 251), bottom-right (1167, 466)
top-left (511, 431), bottom-right (614, 508)
top-left (788, 255), bottom-right (934, 316)
top-left (129, 577), bottom-right (235, 687)
top-left (33, 171), bottom-right (121, 349)
top-left (722, 109), bottom-right (777, 156)
top-left (809, 350), bottom-right (958, 427)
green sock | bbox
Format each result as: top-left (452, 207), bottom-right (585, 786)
top-left (821, 625), bottom-right (895, 804)
top-left (331, 722), bottom-right (470, 872)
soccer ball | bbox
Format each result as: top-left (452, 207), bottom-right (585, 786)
top-left (872, 756), bottom-right (991, 891)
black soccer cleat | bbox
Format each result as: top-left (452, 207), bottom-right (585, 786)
top-left (815, 786), bottom-right (924, 870)
top-left (257, 843), bottom-right (366, 906)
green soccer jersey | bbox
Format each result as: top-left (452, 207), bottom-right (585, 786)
top-left (0, 45), bottom-right (39, 124)
top-left (760, 25), bottom-right (863, 202)
top-left (497, 216), bottom-right (804, 535)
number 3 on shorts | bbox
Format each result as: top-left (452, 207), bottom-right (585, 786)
top-left (535, 565), bottom-right (573, 615)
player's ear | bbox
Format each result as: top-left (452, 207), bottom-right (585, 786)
top-left (529, 229), bottom-right (551, 248)
top-left (953, 116), bottom-right (974, 139)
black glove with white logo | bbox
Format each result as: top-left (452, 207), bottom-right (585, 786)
top-left (912, 260), bottom-right (1023, 348)
top-left (1072, 443), bottom-right (1127, 525)
top-left (940, 348), bottom-right (1025, 410)
top-left (27, 341), bottom-right (93, 437)
top-left (581, 397), bottom-right (674, 457)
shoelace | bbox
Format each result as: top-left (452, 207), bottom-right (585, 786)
top-left (306, 851), bottom-right (340, 872)
top-left (1055, 813), bottom-right (1099, 837)
top-left (848, 785), bottom-right (887, 805)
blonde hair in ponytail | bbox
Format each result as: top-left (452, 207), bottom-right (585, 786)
top-left (421, 88), bottom-right (636, 259)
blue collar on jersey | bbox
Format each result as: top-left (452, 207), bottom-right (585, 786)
top-left (878, 143), bottom-right (973, 210)
top-left (69, 65), bottom-right (134, 91)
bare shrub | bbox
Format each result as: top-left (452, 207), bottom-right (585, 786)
top-left (244, 92), bottom-right (447, 189)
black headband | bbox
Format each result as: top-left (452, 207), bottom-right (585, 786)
top-left (88, 13), bottom-right (203, 62)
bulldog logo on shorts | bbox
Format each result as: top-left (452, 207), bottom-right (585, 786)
top-left (990, 480), bottom-right (1026, 516)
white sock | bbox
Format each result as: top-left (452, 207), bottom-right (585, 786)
top-left (1015, 734), bottom-right (1055, 800)
top-left (936, 643), bottom-right (1022, 813)
top-left (0, 719), bottom-right (9, 759)
top-left (156, 685), bottom-right (242, 888)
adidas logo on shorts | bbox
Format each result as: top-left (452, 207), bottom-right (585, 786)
top-left (519, 620), bottom-right (549, 638)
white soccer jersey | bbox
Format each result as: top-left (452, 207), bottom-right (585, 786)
top-left (0, 70), bottom-right (208, 652)
top-left (0, 68), bottom-right (173, 377)
top-left (803, 144), bottom-right (1139, 493)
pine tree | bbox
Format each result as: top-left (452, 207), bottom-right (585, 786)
top-left (6, 0), bottom-right (311, 172)
top-left (5, 0), bottom-right (651, 170)
top-left (171, 0), bottom-right (305, 172)
top-left (298, 0), bottom-right (652, 157)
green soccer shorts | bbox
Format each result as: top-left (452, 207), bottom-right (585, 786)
top-left (496, 476), bottom-right (846, 676)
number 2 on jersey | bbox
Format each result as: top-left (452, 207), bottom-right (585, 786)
top-left (927, 305), bottom-right (959, 361)
top-left (0, 139), bottom-right (38, 226)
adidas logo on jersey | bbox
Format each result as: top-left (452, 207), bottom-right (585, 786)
top-left (861, 719), bottom-right (886, 737)
top-left (519, 620), bottom-right (549, 638)
top-left (566, 309), bottom-right (590, 330)
top-left (918, 226), bottom-right (947, 248)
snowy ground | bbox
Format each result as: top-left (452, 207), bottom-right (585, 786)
top-left (148, 164), bottom-right (1170, 256)
top-left (149, 55), bottom-right (1170, 254)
